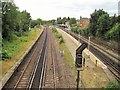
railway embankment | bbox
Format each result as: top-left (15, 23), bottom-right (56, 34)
top-left (1, 27), bottom-right (43, 89)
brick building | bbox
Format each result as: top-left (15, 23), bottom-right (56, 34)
top-left (77, 18), bottom-right (90, 29)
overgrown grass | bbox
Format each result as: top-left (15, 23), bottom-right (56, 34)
top-left (52, 27), bottom-right (76, 76)
top-left (52, 27), bottom-right (64, 44)
top-left (1, 27), bottom-right (43, 77)
top-left (2, 28), bottom-right (41, 60)
top-left (102, 80), bottom-right (120, 89)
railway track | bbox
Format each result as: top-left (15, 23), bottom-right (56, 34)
top-left (57, 27), bottom-right (120, 82)
top-left (29, 28), bottom-right (47, 89)
top-left (42, 28), bottom-right (59, 88)
top-left (43, 28), bottom-right (76, 88)
top-left (2, 28), bottom-right (47, 89)
top-left (2, 26), bottom-right (78, 89)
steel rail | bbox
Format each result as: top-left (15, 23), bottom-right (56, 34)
top-left (13, 30), bottom-right (46, 89)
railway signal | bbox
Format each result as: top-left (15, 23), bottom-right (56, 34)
top-left (75, 43), bottom-right (88, 69)
top-left (75, 43), bottom-right (88, 90)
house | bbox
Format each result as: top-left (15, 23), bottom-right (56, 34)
top-left (77, 18), bottom-right (90, 29)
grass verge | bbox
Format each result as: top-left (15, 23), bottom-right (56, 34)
top-left (1, 27), bottom-right (43, 78)
top-left (52, 27), bottom-right (76, 76)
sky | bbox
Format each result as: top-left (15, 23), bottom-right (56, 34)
top-left (14, 0), bottom-right (119, 20)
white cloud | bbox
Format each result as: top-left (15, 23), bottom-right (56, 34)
top-left (14, 0), bottom-right (119, 20)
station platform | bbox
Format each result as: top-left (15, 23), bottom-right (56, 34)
top-left (56, 27), bottom-right (115, 88)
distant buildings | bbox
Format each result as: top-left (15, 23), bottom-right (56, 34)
top-left (76, 18), bottom-right (90, 29)
top-left (118, 1), bottom-right (120, 16)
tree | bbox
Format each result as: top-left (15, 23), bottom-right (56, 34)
top-left (30, 18), bottom-right (43, 28)
top-left (57, 17), bottom-right (63, 24)
top-left (80, 16), bottom-right (82, 20)
top-left (2, 2), bottom-right (32, 39)
top-left (20, 10), bottom-right (31, 31)
top-left (69, 18), bottom-right (76, 26)
top-left (36, 18), bottom-right (43, 25)
top-left (89, 9), bottom-right (107, 36)
top-left (110, 14), bottom-right (117, 28)
top-left (63, 17), bottom-right (67, 24)
top-left (105, 23), bottom-right (120, 40)
top-left (96, 13), bottom-right (110, 38)
top-left (2, 2), bottom-right (18, 39)
top-left (117, 15), bottom-right (120, 23)
top-left (67, 17), bottom-right (70, 20)
top-left (50, 19), bottom-right (56, 25)
top-left (30, 20), bottom-right (37, 28)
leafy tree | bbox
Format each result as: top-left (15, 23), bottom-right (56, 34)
top-left (2, 2), bottom-right (18, 39)
top-left (96, 13), bottom-right (110, 38)
top-left (2, 2), bottom-right (31, 39)
top-left (57, 17), bottom-right (63, 24)
top-left (69, 18), bottom-right (76, 26)
top-left (63, 17), bottom-right (67, 24)
top-left (105, 23), bottom-right (120, 40)
top-left (117, 15), bottom-right (120, 23)
top-left (36, 18), bottom-right (43, 25)
top-left (80, 16), bottom-right (82, 20)
top-left (50, 19), bottom-right (56, 25)
top-left (67, 17), bottom-right (70, 20)
top-left (110, 14), bottom-right (117, 28)
top-left (56, 17), bottom-right (71, 24)
top-left (20, 10), bottom-right (31, 32)
top-left (89, 9), bottom-right (107, 36)
top-left (30, 20), bottom-right (37, 28)
top-left (71, 24), bottom-right (81, 33)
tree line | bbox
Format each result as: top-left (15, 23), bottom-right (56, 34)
top-left (2, 2), bottom-right (43, 40)
top-left (50, 9), bottom-right (120, 41)
top-left (89, 9), bottom-right (120, 41)
top-left (2, 2), bottom-right (119, 42)
top-left (71, 9), bottom-right (120, 41)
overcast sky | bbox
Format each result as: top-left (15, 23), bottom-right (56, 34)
top-left (14, 0), bottom-right (119, 20)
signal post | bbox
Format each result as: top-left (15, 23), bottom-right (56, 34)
top-left (75, 43), bottom-right (88, 90)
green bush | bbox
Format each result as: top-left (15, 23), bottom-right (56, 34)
top-left (71, 24), bottom-right (81, 34)
top-left (59, 37), bottom-right (64, 44)
top-left (103, 80), bottom-right (120, 89)
top-left (52, 27), bottom-right (64, 44)
top-left (2, 50), bottom-right (11, 60)
top-left (52, 27), bottom-right (58, 33)
top-left (105, 23), bottom-right (120, 41)
top-left (56, 34), bottom-right (62, 39)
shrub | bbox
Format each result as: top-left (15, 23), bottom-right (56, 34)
top-left (59, 37), bottom-right (64, 44)
top-left (103, 80), bottom-right (120, 89)
top-left (52, 27), bottom-right (64, 44)
top-left (2, 50), bottom-right (11, 60)
top-left (52, 27), bottom-right (58, 33)
top-left (105, 23), bottom-right (120, 41)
